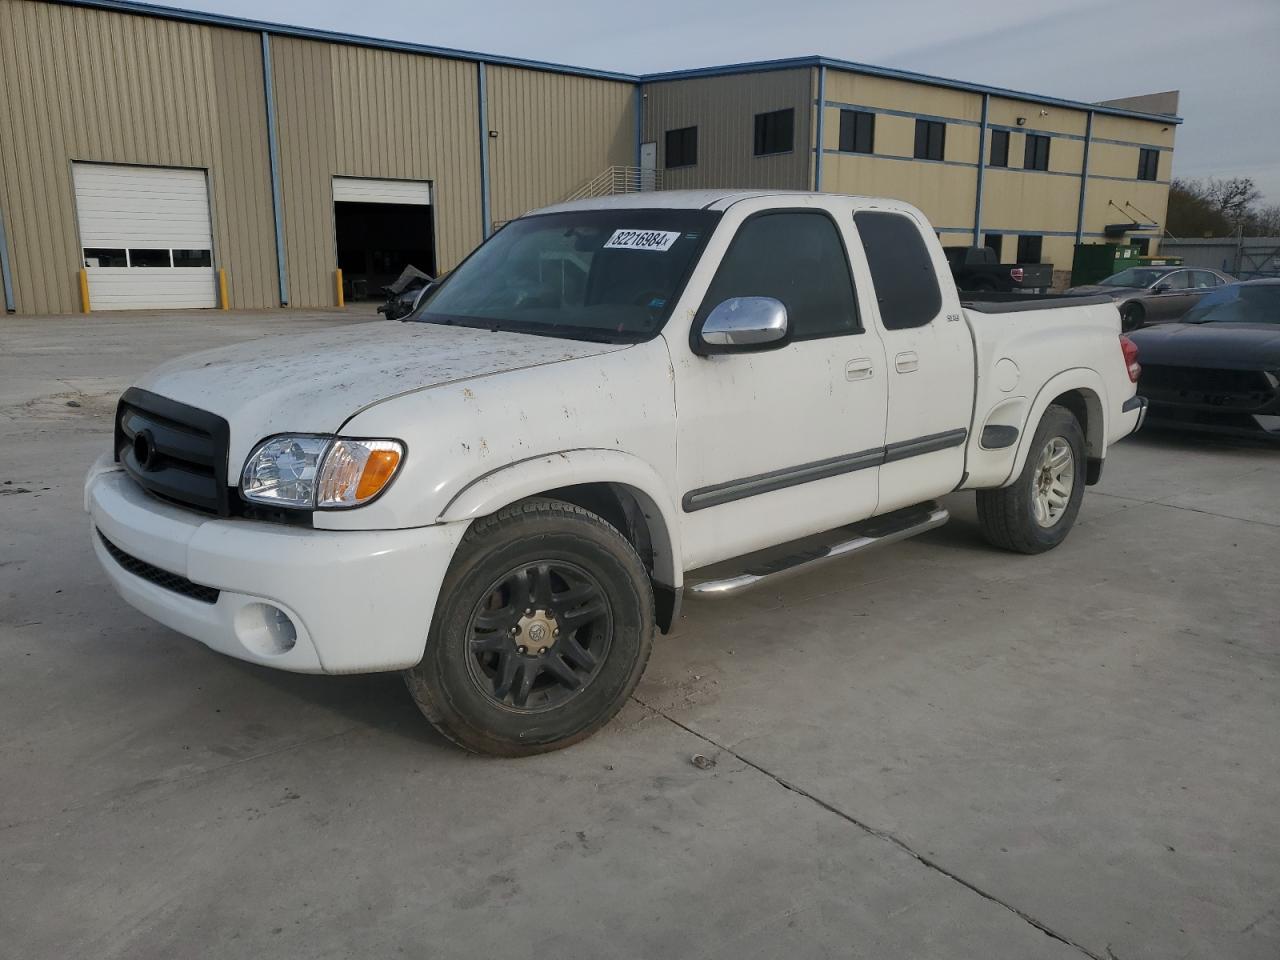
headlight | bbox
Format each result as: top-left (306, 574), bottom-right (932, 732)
top-left (240, 435), bottom-right (404, 509)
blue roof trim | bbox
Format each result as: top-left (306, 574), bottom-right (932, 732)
top-left (48, 2), bottom-right (1183, 125)
top-left (49, 0), bottom-right (641, 81)
top-left (643, 56), bottom-right (1183, 126)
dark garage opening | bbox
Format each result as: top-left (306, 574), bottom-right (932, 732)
top-left (334, 201), bottom-right (435, 301)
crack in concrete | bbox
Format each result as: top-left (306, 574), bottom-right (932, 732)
top-left (632, 693), bottom-right (1105, 960)
top-left (1092, 485), bottom-right (1279, 528)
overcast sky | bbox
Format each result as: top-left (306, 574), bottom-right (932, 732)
top-left (163, 0), bottom-right (1280, 202)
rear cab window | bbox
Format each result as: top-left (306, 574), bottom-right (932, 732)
top-left (853, 211), bottom-right (943, 330)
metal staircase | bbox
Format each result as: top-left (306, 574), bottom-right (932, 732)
top-left (491, 166), bottom-right (662, 232)
top-left (562, 165), bottom-right (662, 202)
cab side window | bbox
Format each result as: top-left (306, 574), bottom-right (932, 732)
top-left (700, 212), bottom-right (860, 339)
top-left (853, 211), bottom-right (943, 330)
top-left (1160, 271), bottom-right (1191, 290)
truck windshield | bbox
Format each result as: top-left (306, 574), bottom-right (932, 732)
top-left (413, 209), bottom-right (718, 342)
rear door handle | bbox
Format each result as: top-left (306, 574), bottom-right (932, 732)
top-left (845, 358), bottom-right (874, 381)
top-left (895, 351), bottom-right (919, 374)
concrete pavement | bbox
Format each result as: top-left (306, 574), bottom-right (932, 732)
top-left (1, 310), bottom-right (1276, 959)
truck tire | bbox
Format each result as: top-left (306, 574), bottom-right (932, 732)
top-left (404, 498), bottom-right (654, 756)
top-left (976, 404), bottom-right (1086, 555)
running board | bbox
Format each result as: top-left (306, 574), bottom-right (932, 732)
top-left (687, 504), bottom-right (950, 598)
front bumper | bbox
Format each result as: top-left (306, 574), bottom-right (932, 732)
top-left (85, 455), bottom-right (467, 674)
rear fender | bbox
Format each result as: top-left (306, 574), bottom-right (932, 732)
top-left (1004, 369), bottom-right (1108, 486)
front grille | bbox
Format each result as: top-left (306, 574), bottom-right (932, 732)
top-left (97, 531), bottom-right (221, 604)
top-left (115, 388), bottom-right (231, 515)
top-left (1140, 365), bottom-right (1279, 412)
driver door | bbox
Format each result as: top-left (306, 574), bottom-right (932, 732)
top-left (670, 206), bottom-right (888, 570)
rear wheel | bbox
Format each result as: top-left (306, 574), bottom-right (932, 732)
top-left (977, 405), bottom-right (1086, 554)
top-left (404, 498), bottom-right (654, 756)
top-left (1120, 302), bottom-right (1145, 331)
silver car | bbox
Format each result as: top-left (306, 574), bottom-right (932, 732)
top-left (1068, 266), bottom-right (1235, 331)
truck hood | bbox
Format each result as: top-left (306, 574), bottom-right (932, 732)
top-left (1128, 322), bottom-right (1280, 369)
top-left (135, 320), bottom-right (629, 467)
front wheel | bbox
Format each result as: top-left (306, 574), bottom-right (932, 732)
top-left (404, 498), bottom-right (654, 756)
top-left (976, 404), bottom-right (1086, 554)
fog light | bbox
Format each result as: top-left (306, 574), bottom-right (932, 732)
top-left (234, 602), bottom-right (298, 656)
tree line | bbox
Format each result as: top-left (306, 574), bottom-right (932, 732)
top-left (1167, 177), bottom-right (1280, 238)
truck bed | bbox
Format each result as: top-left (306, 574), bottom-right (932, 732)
top-left (962, 294), bottom-right (1113, 313)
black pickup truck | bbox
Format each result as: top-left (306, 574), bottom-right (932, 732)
top-left (945, 246), bottom-right (1053, 294)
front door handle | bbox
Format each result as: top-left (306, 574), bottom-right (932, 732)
top-left (895, 351), bottom-right (919, 374)
top-left (845, 358), bottom-right (874, 381)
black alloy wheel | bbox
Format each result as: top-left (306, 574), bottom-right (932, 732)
top-left (465, 560), bottom-right (612, 711)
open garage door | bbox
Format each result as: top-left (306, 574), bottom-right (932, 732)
top-left (73, 163), bottom-right (217, 311)
top-left (333, 177), bottom-right (434, 301)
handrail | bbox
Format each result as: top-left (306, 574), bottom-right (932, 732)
top-left (562, 165), bottom-right (662, 202)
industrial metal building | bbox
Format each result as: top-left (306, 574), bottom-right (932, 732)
top-left (0, 0), bottom-right (1180, 315)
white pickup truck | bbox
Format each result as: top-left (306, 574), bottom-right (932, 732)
top-left (86, 191), bottom-right (1147, 755)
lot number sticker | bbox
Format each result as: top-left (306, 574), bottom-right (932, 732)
top-left (603, 229), bottom-right (682, 252)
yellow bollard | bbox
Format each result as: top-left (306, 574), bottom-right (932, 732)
top-left (79, 268), bottom-right (91, 313)
top-left (218, 268), bottom-right (230, 310)
top-left (335, 268), bottom-right (345, 308)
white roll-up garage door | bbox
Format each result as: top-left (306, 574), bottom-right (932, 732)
top-left (73, 163), bottom-right (217, 311)
top-left (332, 177), bottom-right (432, 205)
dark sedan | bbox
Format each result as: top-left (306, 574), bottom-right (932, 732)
top-left (1068, 265), bottom-right (1234, 331)
top-left (1129, 279), bottom-right (1280, 440)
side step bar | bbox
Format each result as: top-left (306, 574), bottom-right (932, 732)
top-left (688, 504), bottom-right (950, 598)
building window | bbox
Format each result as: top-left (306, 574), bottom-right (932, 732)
top-left (82, 248), bottom-right (127, 267)
top-left (1137, 148), bottom-right (1159, 181)
top-left (753, 108), bottom-right (794, 156)
top-left (1023, 134), bottom-right (1050, 171)
top-left (983, 234), bottom-right (1003, 260)
top-left (1016, 235), bottom-right (1043, 263)
top-left (128, 249), bottom-right (173, 268)
top-left (1132, 238), bottom-right (1151, 255)
top-left (914, 119), bottom-right (946, 161)
top-left (172, 249), bottom-right (213, 268)
top-left (839, 109), bottom-right (875, 154)
top-left (989, 129), bottom-right (1009, 168)
top-left (664, 126), bottom-right (697, 169)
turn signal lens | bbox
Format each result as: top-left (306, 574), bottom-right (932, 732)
top-left (356, 449), bottom-right (401, 500)
top-left (316, 439), bottom-right (404, 507)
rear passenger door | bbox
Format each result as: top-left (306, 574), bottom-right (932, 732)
top-left (851, 209), bottom-right (975, 513)
top-left (1147, 269), bottom-right (1194, 321)
top-left (1186, 270), bottom-right (1224, 314)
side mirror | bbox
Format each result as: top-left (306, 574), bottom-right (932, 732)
top-left (1152, 282), bottom-right (1169, 294)
top-left (696, 297), bottom-right (789, 354)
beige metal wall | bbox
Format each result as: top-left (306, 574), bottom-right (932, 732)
top-left (0, 0), bottom-right (277, 314)
top-left (486, 66), bottom-right (636, 226)
top-left (641, 69), bottom-right (813, 191)
top-left (0, 0), bottom-right (1179, 314)
top-left (269, 36), bottom-right (482, 307)
top-left (813, 68), bottom-right (1173, 271)
top-left (0, 0), bottom-right (637, 313)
